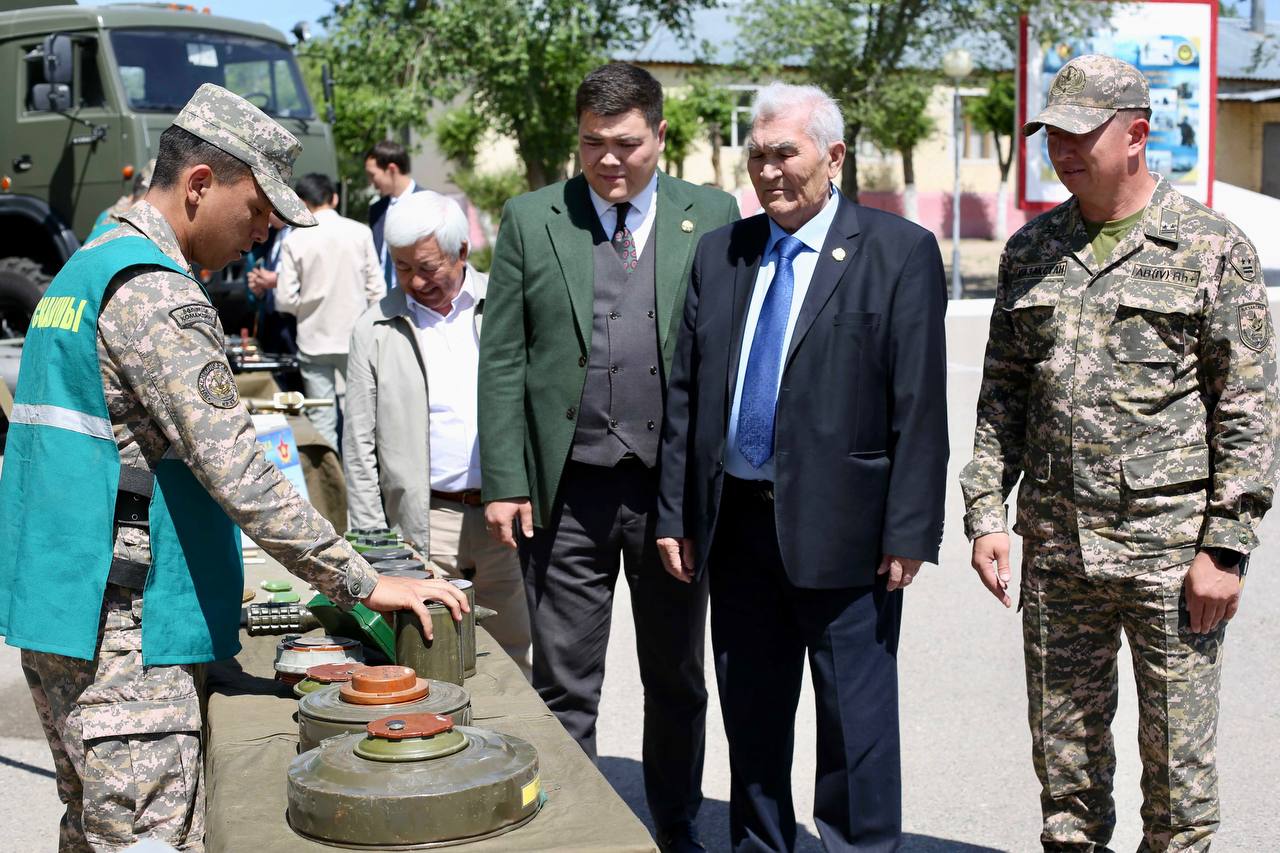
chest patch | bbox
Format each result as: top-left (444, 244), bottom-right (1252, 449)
top-left (1129, 264), bottom-right (1200, 289)
top-left (198, 361), bottom-right (239, 409)
top-left (170, 303), bottom-right (217, 330)
top-left (1011, 261), bottom-right (1068, 282)
top-left (1238, 302), bottom-right (1271, 352)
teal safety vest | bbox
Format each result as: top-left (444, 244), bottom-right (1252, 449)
top-left (0, 236), bottom-right (244, 664)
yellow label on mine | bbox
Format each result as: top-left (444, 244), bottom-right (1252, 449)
top-left (521, 774), bottom-right (542, 808)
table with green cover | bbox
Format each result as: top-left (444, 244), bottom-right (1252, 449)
top-left (203, 626), bottom-right (658, 852)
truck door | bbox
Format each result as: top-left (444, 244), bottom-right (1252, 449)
top-left (9, 32), bottom-right (124, 241)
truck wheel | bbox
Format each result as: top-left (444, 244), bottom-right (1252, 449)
top-left (0, 256), bottom-right (50, 339)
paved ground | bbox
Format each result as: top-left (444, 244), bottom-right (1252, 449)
top-left (2, 296), bottom-right (1277, 851)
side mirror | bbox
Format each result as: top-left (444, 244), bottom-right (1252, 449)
top-left (43, 33), bottom-right (73, 86)
top-left (32, 83), bottom-right (71, 112)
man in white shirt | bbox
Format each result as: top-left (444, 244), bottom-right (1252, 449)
top-left (365, 141), bottom-right (425, 289)
top-left (344, 190), bottom-right (531, 675)
top-left (271, 173), bottom-right (385, 449)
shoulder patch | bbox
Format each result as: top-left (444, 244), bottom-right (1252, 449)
top-left (170, 303), bottom-right (218, 329)
top-left (1229, 242), bottom-right (1257, 282)
top-left (198, 361), bottom-right (239, 408)
top-left (1238, 302), bottom-right (1271, 353)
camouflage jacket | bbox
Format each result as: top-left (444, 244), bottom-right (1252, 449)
top-left (86, 202), bottom-right (376, 604)
top-left (961, 177), bottom-right (1279, 577)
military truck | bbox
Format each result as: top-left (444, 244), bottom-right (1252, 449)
top-left (0, 1), bottom-right (339, 339)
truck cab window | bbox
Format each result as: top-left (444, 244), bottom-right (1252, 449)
top-left (109, 28), bottom-right (313, 118)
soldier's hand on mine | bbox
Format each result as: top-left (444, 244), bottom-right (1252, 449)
top-left (1183, 551), bottom-right (1242, 634)
top-left (657, 537), bottom-right (696, 583)
top-left (485, 498), bottom-right (533, 549)
top-left (971, 532), bottom-right (1013, 608)
top-left (878, 554), bottom-right (923, 591)
top-left (361, 576), bottom-right (470, 640)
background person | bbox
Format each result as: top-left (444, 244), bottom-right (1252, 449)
top-left (478, 62), bottom-right (739, 853)
top-left (656, 81), bottom-right (948, 851)
top-left (365, 140), bottom-right (425, 290)
top-left (272, 172), bottom-right (385, 449)
top-left (345, 190), bottom-right (532, 676)
top-left (962, 55), bottom-right (1279, 849)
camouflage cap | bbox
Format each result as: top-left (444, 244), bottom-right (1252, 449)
top-left (1024, 54), bottom-right (1150, 137)
top-left (172, 83), bottom-right (316, 227)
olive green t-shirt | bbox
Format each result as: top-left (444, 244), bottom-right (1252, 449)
top-left (1083, 207), bottom-right (1145, 266)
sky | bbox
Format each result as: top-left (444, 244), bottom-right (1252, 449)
top-left (72, 1), bottom-right (1280, 40)
top-left (76, 0), bottom-right (336, 39)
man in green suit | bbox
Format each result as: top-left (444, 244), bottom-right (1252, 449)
top-left (479, 63), bottom-right (738, 853)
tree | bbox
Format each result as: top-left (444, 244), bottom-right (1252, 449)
top-left (966, 75), bottom-right (1016, 237)
top-left (737, 0), bottom-right (1111, 201)
top-left (862, 74), bottom-right (936, 223)
top-left (662, 94), bottom-right (700, 179)
top-left (685, 80), bottom-right (736, 186)
top-left (313, 0), bottom-right (717, 190)
top-left (434, 105), bottom-right (488, 172)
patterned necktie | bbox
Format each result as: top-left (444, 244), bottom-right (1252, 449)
top-left (611, 202), bottom-right (638, 272)
top-left (736, 235), bottom-right (807, 469)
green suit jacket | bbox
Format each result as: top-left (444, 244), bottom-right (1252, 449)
top-left (478, 172), bottom-right (740, 526)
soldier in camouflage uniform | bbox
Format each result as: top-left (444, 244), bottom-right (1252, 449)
top-left (0, 85), bottom-right (468, 852)
top-left (961, 56), bottom-right (1279, 851)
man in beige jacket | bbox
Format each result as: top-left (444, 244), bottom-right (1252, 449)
top-left (273, 173), bottom-right (385, 448)
top-left (344, 190), bottom-right (531, 675)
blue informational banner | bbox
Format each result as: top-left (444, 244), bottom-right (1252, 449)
top-left (253, 414), bottom-right (309, 499)
top-left (1020, 0), bottom-right (1216, 208)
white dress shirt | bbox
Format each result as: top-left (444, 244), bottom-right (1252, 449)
top-left (725, 186), bottom-right (840, 481)
top-left (588, 171), bottom-right (658, 256)
top-left (404, 270), bottom-right (482, 491)
top-left (275, 208), bottom-right (385, 355)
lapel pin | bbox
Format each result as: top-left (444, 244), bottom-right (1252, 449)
top-left (832, 247), bottom-right (846, 261)
top-left (681, 219), bottom-right (694, 233)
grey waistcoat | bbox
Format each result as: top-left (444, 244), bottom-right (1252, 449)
top-left (570, 234), bottom-right (664, 467)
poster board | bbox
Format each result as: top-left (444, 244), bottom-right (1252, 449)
top-left (1018, 0), bottom-right (1217, 210)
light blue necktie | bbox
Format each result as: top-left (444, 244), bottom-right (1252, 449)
top-left (383, 242), bottom-right (397, 290)
top-left (736, 235), bottom-right (807, 469)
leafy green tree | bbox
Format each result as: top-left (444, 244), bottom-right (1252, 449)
top-left (863, 74), bottom-right (936, 223)
top-left (434, 105), bottom-right (488, 172)
top-left (737, 0), bottom-right (1111, 201)
top-left (662, 95), bottom-right (700, 179)
top-left (313, 0), bottom-right (716, 190)
top-left (685, 80), bottom-right (736, 186)
top-left (966, 74), bottom-right (1016, 236)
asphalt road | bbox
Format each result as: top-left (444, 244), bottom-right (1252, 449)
top-left (1, 298), bottom-right (1277, 851)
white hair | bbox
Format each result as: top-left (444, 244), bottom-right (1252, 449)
top-left (750, 82), bottom-right (845, 151)
top-left (384, 190), bottom-right (469, 259)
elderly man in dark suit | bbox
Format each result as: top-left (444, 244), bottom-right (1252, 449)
top-left (479, 63), bottom-right (739, 853)
top-left (656, 82), bottom-right (949, 852)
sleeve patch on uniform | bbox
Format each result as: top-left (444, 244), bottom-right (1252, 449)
top-left (1237, 302), bottom-right (1271, 352)
top-left (170, 303), bottom-right (218, 329)
top-left (198, 362), bottom-right (240, 408)
top-left (1229, 242), bottom-right (1257, 282)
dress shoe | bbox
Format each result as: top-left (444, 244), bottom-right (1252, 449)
top-left (655, 823), bottom-right (707, 853)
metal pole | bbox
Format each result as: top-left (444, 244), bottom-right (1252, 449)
top-left (951, 84), bottom-right (963, 300)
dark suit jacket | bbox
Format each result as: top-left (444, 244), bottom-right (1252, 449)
top-left (478, 173), bottom-right (740, 526)
top-left (656, 194), bottom-right (948, 589)
top-left (368, 183), bottom-right (427, 258)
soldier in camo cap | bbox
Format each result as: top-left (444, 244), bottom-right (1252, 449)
top-left (0, 83), bottom-right (468, 851)
top-left (960, 55), bottom-right (1279, 849)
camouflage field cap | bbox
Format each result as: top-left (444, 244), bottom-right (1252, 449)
top-left (172, 83), bottom-right (316, 227)
top-left (1024, 54), bottom-right (1150, 137)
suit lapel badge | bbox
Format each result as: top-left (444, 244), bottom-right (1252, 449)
top-left (681, 219), bottom-right (694, 233)
top-left (832, 247), bottom-right (847, 262)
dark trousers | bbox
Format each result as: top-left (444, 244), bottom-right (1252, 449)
top-left (520, 459), bottom-right (710, 829)
top-left (711, 476), bottom-right (904, 852)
